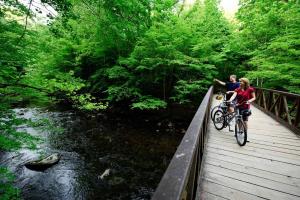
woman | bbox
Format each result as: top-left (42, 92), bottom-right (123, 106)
top-left (228, 78), bottom-right (256, 129)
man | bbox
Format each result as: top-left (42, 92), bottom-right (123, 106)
top-left (214, 75), bottom-right (240, 100)
top-left (214, 75), bottom-right (240, 131)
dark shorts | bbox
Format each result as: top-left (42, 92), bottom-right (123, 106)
top-left (239, 108), bottom-right (251, 121)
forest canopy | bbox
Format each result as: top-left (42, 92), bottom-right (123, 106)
top-left (1, 0), bottom-right (299, 114)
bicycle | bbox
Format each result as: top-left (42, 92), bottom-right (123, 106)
top-left (210, 92), bottom-right (228, 122)
top-left (213, 101), bottom-right (250, 146)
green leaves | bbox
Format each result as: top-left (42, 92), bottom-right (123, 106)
top-left (69, 93), bottom-right (108, 111)
top-left (131, 96), bottom-right (167, 110)
top-left (115, 0), bottom-right (226, 106)
top-left (0, 167), bottom-right (20, 200)
top-left (106, 66), bottom-right (130, 79)
top-left (106, 85), bottom-right (141, 102)
top-left (172, 80), bottom-right (210, 104)
top-left (234, 0), bottom-right (300, 93)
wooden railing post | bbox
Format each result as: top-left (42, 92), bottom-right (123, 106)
top-left (268, 91), bottom-right (273, 111)
top-left (262, 90), bottom-right (267, 109)
top-left (294, 99), bottom-right (300, 127)
top-left (256, 89), bottom-right (262, 107)
top-left (270, 93), bottom-right (280, 117)
top-left (283, 96), bottom-right (292, 125)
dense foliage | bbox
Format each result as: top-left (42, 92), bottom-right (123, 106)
top-left (2, 0), bottom-right (298, 113)
top-left (0, 0), bottom-right (299, 197)
top-left (227, 0), bottom-right (300, 93)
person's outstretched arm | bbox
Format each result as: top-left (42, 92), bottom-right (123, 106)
top-left (214, 79), bottom-right (226, 86)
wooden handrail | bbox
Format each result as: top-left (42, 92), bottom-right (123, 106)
top-left (255, 87), bottom-right (300, 98)
top-left (254, 87), bottom-right (300, 134)
top-left (152, 86), bottom-right (214, 200)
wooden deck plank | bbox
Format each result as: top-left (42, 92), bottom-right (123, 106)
top-left (207, 138), bottom-right (300, 155)
top-left (208, 129), bottom-right (300, 149)
top-left (207, 133), bottom-right (300, 157)
top-left (206, 143), bottom-right (300, 164)
top-left (205, 149), bottom-right (300, 178)
top-left (210, 137), bottom-right (300, 155)
top-left (207, 128), bottom-right (300, 144)
top-left (204, 164), bottom-right (300, 196)
top-left (198, 179), bottom-right (264, 200)
top-left (197, 97), bottom-right (300, 199)
top-left (197, 189), bottom-right (229, 200)
top-left (205, 156), bottom-right (300, 187)
top-left (203, 170), bottom-right (300, 200)
top-left (208, 124), bottom-right (300, 139)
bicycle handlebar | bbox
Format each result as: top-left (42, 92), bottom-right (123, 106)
top-left (224, 100), bottom-right (250, 106)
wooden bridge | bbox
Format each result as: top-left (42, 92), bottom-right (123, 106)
top-left (152, 86), bottom-right (300, 200)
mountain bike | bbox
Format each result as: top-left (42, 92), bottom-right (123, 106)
top-left (213, 101), bottom-right (249, 146)
top-left (210, 92), bottom-right (228, 121)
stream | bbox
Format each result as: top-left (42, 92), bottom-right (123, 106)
top-left (0, 107), bottom-right (188, 200)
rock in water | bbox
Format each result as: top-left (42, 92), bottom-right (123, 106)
top-left (99, 169), bottom-right (110, 180)
top-left (25, 153), bottom-right (60, 171)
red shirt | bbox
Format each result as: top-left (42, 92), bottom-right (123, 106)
top-left (235, 87), bottom-right (255, 109)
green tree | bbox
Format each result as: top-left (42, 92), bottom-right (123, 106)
top-left (230, 0), bottom-right (300, 93)
top-left (105, 0), bottom-right (230, 109)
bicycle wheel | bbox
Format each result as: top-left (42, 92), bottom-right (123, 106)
top-left (210, 105), bottom-right (219, 121)
top-left (235, 119), bottom-right (247, 146)
top-left (213, 110), bottom-right (225, 130)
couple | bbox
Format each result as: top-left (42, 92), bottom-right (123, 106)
top-left (214, 75), bottom-right (256, 130)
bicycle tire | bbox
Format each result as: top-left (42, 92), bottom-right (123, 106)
top-left (210, 105), bottom-right (219, 121)
top-left (235, 119), bottom-right (247, 146)
top-left (213, 110), bottom-right (225, 130)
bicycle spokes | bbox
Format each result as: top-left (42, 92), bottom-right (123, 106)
top-left (235, 120), bottom-right (247, 146)
top-left (213, 110), bottom-right (225, 130)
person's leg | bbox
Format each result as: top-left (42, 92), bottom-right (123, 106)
top-left (228, 100), bottom-right (235, 113)
top-left (228, 99), bottom-right (237, 113)
top-left (227, 104), bottom-right (235, 131)
top-left (242, 112), bottom-right (249, 130)
top-left (243, 114), bottom-right (249, 142)
top-left (228, 106), bottom-right (234, 113)
top-left (244, 121), bottom-right (248, 130)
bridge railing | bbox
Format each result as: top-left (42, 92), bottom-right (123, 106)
top-left (152, 86), bottom-right (214, 200)
top-left (254, 87), bottom-right (300, 134)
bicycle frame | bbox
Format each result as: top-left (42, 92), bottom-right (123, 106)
top-left (223, 102), bottom-right (243, 126)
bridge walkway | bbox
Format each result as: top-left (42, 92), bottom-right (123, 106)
top-left (197, 97), bottom-right (300, 200)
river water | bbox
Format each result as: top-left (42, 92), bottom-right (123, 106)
top-left (0, 108), bottom-right (187, 200)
